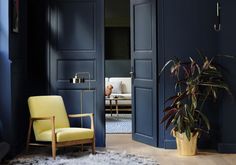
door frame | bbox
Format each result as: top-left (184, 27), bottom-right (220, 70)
top-left (157, 0), bottom-right (165, 148)
top-left (104, 0), bottom-right (164, 148)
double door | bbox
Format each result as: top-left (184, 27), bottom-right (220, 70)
top-left (48, 0), bottom-right (158, 147)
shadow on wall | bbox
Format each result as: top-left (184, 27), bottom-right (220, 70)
top-left (0, 120), bottom-right (10, 162)
top-left (0, 52), bottom-right (11, 136)
top-left (0, 52), bottom-right (11, 161)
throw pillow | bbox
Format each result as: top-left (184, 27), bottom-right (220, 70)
top-left (109, 81), bottom-right (122, 94)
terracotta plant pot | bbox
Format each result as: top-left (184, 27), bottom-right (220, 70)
top-left (173, 131), bottom-right (199, 156)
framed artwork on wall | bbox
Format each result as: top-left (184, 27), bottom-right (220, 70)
top-left (12, 0), bottom-right (19, 33)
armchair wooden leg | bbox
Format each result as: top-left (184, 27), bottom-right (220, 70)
top-left (92, 138), bottom-right (95, 154)
top-left (51, 116), bottom-right (56, 160)
top-left (26, 119), bottom-right (33, 151)
top-left (52, 141), bottom-right (56, 160)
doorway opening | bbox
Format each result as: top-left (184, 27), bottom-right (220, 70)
top-left (104, 0), bottom-right (131, 135)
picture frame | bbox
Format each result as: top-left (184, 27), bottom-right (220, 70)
top-left (12, 0), bottom-right (19, 33)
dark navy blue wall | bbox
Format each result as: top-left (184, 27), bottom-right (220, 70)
top-left (10, 0), bottom-right (29, 155)
top-left (24, 0), bottom-right (236, 152)
top-left (105, 60), bottom-right (131, 77)
top-left (1, 0), bottom-right (236, 155)
top-left (0, 0), bottom-right (12, 148)
top-left (218, 0), bottom-right (236, 153)
top-left (0, 0), bottom-right (29, 156)
top-left (158, 0), bottom-right (219, 149)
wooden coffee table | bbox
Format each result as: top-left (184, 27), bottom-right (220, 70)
top-left (105, 96), bottom-right (131, 117)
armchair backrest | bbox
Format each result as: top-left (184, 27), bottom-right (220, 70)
top-left (28, 96), bottom-right (70, 138)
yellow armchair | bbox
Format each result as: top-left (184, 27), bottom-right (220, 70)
top-left (26, 95), bottom-right (95, 160)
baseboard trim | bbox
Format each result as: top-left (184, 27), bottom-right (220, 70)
top-left (218, 143), bottom-right (236, 153)
top-left (164, 139), bottom-right (217, 149)
top-left (164, 140), bottom-right (176, 149)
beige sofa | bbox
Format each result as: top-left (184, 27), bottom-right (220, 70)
top-left (105, 77), bottom-right (132, 107)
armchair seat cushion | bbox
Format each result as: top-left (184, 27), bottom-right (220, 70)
top-left (37, 128), bottom-right (94, 142)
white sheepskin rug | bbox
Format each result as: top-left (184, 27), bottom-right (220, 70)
top-left (8, 149), bottom-right (158, 165)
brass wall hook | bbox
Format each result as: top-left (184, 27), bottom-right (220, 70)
top-left (214, 24), bottom-right (221, 32)
top-left (214, 1), bottom-right (221, 32)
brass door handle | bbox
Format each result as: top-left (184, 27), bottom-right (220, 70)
top-left (130, 71), bottom-right (134, 78)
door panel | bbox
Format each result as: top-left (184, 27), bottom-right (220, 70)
top-left (134, 3), bottom-right (152, 50)
top-left (131, 0), bottom-right (157, 146)
top-left (135, 60), bottom-right (152, 79)
top-left (57, 2), bottom-right (95, 50)
top-left (57, 60), bottom-right (95, 81)
top-left (49, 0), bottom-right (104, 146)
top-left (135, 88), bottom-right (153, 137)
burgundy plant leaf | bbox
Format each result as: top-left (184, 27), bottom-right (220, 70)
top-left (163, 106), bottom-right (174, 112)
top-left (160, 108), bottom-right (178, 124)
top-left (165, 95), bottom-right (178, 103)
top-left (182, 66), bottom-right (190, 77)
top-left (165, 114), bottom-right (175, 130)
top-left (171, 91), bottom-right (188, 106)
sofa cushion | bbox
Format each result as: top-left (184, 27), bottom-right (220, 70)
top-left (109, 77), bottom-right (131, 94)
top-left (121, 78), bottom-right (131, 94)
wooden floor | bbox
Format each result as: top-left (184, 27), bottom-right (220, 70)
top-left (105, 134), bottom-right (236, 165)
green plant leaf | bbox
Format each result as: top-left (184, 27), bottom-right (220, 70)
top-left (186, 126), bottom-right (191, 141)
top-left (186, 109), bottom-right (195, 125)
top-left (195, 110), bottom-right (210, 131)
top-left (199, 83), bottom-right (230, 94)
top-left (159, 60), bottom-right (175, 77)
top-left (177, 116), bottom-right (182, 133)
top-left (211, 88), bottom-right (217, 99)
top-left (208, 57), bottom-right (216, 67)
top-left (216, 54), bottom-right (235, 59)
top-left (191, 94), bottom-right (197, 110)
top-left (196, 63), bottom-right (201, 74)
top-left (202, 69), bottom-right (222, 75)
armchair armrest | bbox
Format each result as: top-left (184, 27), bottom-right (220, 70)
top-left (30, 117), bottom-right (54, 121)
top-left (68, 113), bottom-right (93, 118)
top-left (28, 116), bottom-right (56, 144)
top-left (68, 113), bottom-right (94, 130)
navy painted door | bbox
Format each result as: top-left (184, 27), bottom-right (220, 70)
top-left (48, 0), bottom-right (105, 147)
top-left (131, 0), bottom-right (157, 146)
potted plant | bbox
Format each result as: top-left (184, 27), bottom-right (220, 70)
top-left (159, 52), bottom-right (232, 156)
